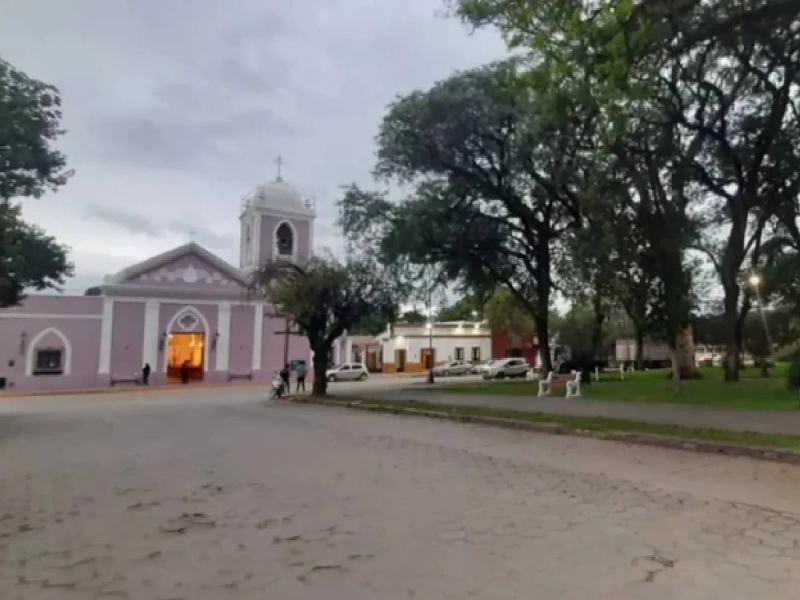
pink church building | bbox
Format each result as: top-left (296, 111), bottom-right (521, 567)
top-left (0, 175), bottom-right (316, 392)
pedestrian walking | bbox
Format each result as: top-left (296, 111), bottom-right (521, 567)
top-left (296, 363), bottom-right (307, 393)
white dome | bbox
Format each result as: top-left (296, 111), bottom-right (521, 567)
top-left (244, 178), bottom-right (314, 216)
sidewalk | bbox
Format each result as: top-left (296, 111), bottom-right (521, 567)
top-left (373, 390), bottom-right (800, 437)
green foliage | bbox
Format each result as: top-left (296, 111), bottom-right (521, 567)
top-left (0, 201), bottom-right (73, 307)
top-left (482, 289), bottom-right (534, 336)
top-left (348, 312), bottom-right (389, 336)
top-left (254, 254), bottom-right (399, 395)
top-left (0, 57), bottom-right (72, 200)
top-left (453, 0), bottom-right (800, 386)
top-left (339, 60), bottom-right (599, 372)
top-left (400, 310), bottom-right (427, 323)
top-left (437, 295), bottom-right (481, 321)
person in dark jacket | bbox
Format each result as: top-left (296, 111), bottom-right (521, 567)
top-left (296, 363), bottom-right (307, 393)
top-left (142, 363), bottom-right (151, 385)
top-left (279, 364), bottom-right (290, 395)
top-left (180, 360), bottom-right (190, 384)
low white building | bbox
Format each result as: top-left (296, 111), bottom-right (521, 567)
top-left (330, 334), bottom-right (382, 371)
top-left (377, 321), bottom-right (491, 374)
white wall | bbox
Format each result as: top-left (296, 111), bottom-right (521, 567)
top-left (382, 335), bottom-right (491, 364)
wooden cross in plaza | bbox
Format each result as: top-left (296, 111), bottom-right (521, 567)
top-left (273, 315), bottom-right (303, 366)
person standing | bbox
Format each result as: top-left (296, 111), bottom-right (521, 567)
top-left (180, 360), bottom-right (190, 384)
top-left (296, 363), bottom-right (307, 393)
top-left (142, 363), bottom-right (151, 385)
top-left (279, 364), bottom-right (290, 395)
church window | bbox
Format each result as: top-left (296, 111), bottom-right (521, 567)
top-left (34, 349), bottom-right (63, 375)
top-left (245, 224), bottom-right (251, 244)
top-left (276, 222), bottom-right (294, 256)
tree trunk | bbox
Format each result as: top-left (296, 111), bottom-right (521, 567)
top-left (634, 324), bottom-right (645, 371)
top-left (536, 315), bottom-right (553, 373)
top-left (312, 348), bottom-right (329, 396)
top-left (669, 348), bottom-right (682, 393)
top-left (675, 323), bottom-right (699, 379)
top-left (721, 218), bottom-right (746, 382)
top-left (722, 289), bottom-right (741, 382)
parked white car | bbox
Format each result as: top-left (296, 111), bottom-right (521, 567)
top-left (433, 360), bottom-right (472, 376)
top-left (481, 358), bottom-right (530, 380)
top-left (326, 363), bottom-right (369, 382)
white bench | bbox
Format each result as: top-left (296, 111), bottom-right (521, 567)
top-left (538, 370), bottom-right (582, 397)
top-left (565, 371), bottom-right (581, 397)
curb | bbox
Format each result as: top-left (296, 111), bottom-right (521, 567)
top-left (0, 380), bottom-right (266, 400)
top-left (287, 396), bottom-right (800, 466)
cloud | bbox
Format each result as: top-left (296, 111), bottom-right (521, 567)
top-left (0, 0), bottom-right (508, 287)
top-left (84, 204), bottom-right (236, 250)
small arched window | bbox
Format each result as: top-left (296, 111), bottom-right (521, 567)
top-left (276, 222), bottom-right (294, 256)
top-left (244, 224), bottom-right (251, 244)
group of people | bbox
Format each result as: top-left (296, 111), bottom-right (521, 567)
top-left (279, 362), bottom-right (307, 394)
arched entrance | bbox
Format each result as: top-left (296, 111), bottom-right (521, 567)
top-left (164, 307), bottom-right (208, 383)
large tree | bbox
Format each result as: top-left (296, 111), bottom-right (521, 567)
top-left (0, 202), bottom-right (72, 307)
top-left (254, 254), bottom-right (398, 396)
top-left (0, 57), bottom-right (72, 200)
top-left (454, 0), bottom-right (800, 384)
top-left (1, 57), bottom-right (74, 306)
top-left (340, 60), bottom-right (596, 372)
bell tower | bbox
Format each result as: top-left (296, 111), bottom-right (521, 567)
top-left (239, 157), bottom-right (315, 276)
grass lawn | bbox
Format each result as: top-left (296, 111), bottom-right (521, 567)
top-left (416, 364), bottom-right (800, 411)
top-left (324, 396), bottom-right (800, 451)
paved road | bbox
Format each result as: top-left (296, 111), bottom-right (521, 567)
top-left (4, 393), bottom-right (800, 598)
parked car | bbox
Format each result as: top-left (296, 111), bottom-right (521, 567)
top-left (482, 358), bottom-right (530, 380)
top-left (433, 360), bottom-right (472, 376)
top-left (326, 363), bottom-right (369, 382)
top-left (470, 360), bottom-right (490, 374)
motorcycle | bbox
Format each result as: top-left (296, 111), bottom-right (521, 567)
top-left (269, 373), bottom-right (286, 399)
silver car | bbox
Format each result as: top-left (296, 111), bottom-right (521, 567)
top-left (326, 363), bottom-right (369, 382)
top-left (481, 358), bottom-right (530, 380)
top-left (433, 360), bottom-right (471, 376)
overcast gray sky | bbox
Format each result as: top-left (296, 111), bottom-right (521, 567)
top-left (0, 0), bottom-right (506, 293)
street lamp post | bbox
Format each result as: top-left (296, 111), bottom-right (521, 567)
top-left (749, 273), bottom-right (773, 377)
top-left (426, 320), bottom-right (434, 384)
top-left (426, 288), bottom-right (436, 384)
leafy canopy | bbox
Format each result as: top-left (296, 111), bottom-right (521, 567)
top-left (0, 201), bottom-right (73, 307)
top-left (0, 57), bottom-right (72, 200)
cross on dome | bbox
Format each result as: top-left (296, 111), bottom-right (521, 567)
top-left (275, 155), bottom-right (284, 182)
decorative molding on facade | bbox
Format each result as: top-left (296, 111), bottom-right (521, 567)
top-left (137, 263), bottom-right (238, 287)
top-left (215, 303), bottom-right (232, 372)
top-left (99, 284), bottom-right (252, 302)
top-left (98, 298), bottom-right (114, 374)
top-left (106, 242), bottom-right (250, 288)
top-left (252, 304), bottom-right (263, 371)
top-left (141, 300), bottom-right (160, 370)
top-left (26, 327), bottom-right (73, 376)
top-left (176, 311), bottom-right (200, 331)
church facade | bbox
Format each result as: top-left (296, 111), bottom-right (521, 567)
top-left (0, 175), bottom-right (315, 392)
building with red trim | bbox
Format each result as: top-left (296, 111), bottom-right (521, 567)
top-left (490, 330), bottom-right (539, 366)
